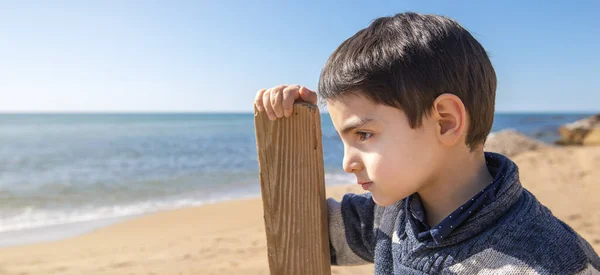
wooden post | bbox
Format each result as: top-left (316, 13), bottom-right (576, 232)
top-left (254, 102), bottom-right (331, 275)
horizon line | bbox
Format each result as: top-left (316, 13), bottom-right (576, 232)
top-left (0, 110), bottom-right (597, 115)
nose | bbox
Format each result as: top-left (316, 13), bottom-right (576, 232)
top-left (342, 146), bottom-right (363, 173)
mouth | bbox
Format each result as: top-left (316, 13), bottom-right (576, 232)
top-left (358, 181), bottom-right (373, 190)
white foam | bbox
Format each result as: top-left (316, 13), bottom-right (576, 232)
top-left (0, 172), bottom-right (355, 233)
top-left (0, 194), bottom-right (257, 233)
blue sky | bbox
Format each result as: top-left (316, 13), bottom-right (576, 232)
top-left (0, 1), bottom-right (598, 113)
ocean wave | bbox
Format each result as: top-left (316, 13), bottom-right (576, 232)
top-left (0, 171), bottom-right (354, 233)
top-left (0, 194), bottom-right (255, 233)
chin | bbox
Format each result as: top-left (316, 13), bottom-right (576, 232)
top-left (371, 195), bottom-right (399, 207)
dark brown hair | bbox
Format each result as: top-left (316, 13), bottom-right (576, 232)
top-left (318, 12), bottom-right (497, 148)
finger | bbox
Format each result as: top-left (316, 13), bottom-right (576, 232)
top-left (270, 86), bottom-right (285, 118)
top-left (262, 89), bottom-right (276, 120)
top-left (282, 85), bottom-right (301, 117)
top-left (254, 89), bottom-right (267, 111)
top-left (299, 86), bottom-right (318, 105)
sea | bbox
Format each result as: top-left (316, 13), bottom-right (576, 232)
top-left (0, 112), bottom-right (593, 245)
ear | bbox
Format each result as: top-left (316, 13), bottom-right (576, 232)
top-left (431, 93), bottom-right (467, 147)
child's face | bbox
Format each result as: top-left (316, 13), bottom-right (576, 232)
top-left (327, 93), bottom-right (441, 206)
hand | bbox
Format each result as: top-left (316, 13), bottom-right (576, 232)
top-left (254, 85), bottom-right (318, 120)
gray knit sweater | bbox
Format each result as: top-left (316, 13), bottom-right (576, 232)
top-left (327, 152), bottom-right (600, 274)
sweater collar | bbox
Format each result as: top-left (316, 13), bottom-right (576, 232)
top-left (403, 152), bottom-right (523, 247)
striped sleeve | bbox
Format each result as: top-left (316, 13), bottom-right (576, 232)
top-left (327, 193), bottom-right (377, 266)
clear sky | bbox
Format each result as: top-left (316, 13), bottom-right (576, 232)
top-left (0, 1), bottom-right (598, 113)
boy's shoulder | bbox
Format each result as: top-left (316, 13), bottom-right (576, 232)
top-left (468, 188), bottom-right (600, 274)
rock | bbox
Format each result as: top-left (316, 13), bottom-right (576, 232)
top-left (556, 114), bottom-right (600, 146)
top-left (485, 130), bottom-right (550, 157)
top-left (583, 128), bottom-right (600, 146)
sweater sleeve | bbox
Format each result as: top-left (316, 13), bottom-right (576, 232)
top-left (327, 192), bottom-right (378, 266)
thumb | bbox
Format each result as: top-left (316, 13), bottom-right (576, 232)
top-left (298, 86), bottom-right (318, 105)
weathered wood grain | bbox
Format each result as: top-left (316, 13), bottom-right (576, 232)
top-left (254, 102), bottom-right (331, 275)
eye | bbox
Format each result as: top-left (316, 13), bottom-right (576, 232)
top-left (356, 131), bottom-right (373, 142)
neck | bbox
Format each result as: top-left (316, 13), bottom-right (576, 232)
top-left (417, 147), bottom-right (494, 228)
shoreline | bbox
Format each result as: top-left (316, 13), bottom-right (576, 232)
top-left (0, 195), bottom-right (263, 249)
top-left (0, 172), bottom-right (355, 248)
top-left (0, 216), bottom-right (131, 248)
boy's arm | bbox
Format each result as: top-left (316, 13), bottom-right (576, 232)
top-left (327, 192), bottom-right (378, 265)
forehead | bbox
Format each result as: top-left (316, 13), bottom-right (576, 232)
top-left (326, 94), bottom-right (382, 132)
top-left (326, 94), bottom-right (407, 131)
top-left (326, 93), bottom-right (386, 122)
top-left (326, 94), bottom-right (377, 117)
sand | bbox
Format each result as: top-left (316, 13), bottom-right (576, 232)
top-left (1, 146), bottom-right (599, 275)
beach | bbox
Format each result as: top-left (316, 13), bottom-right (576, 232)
top-left (1, 145), bottom-right (599, 275)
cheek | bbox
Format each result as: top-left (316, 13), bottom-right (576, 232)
top-left (379, 151), bottom-right (418, 179)
top-left (366, 148), bottom-right (410, 181)
top-left (369, 134), bottom-right (434, 183)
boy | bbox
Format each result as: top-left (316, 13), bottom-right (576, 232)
top-left (254, 12), bottom-right (600, 274)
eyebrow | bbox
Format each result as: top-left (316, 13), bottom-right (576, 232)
top-left (339, 117), bottom-right (375, 135)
